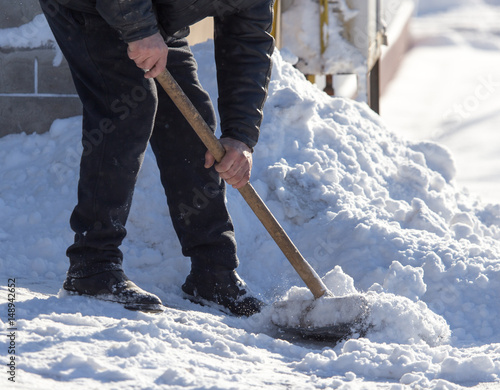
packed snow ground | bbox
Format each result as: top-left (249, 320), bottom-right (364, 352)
top-left (2, 1), bottom-right (500, 389)
top-left (382, 0), bottom-right (500, 205)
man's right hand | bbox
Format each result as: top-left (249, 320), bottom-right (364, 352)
top-left (127, 32), bottom-right (168, 79)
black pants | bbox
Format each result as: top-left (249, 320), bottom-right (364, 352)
top-left (40, 0), bottom-right (239, 278)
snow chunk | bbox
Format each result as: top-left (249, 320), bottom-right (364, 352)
top-left (382, 261), bottom-right (427, 301)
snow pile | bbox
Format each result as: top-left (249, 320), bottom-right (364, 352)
top-left (249, 49), bottom-right (500, 347)
top-left (2, 5), bottom-right (500, 387)
top-left (270, 267), bottom-right (451, 348)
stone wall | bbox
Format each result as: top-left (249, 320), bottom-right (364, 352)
top-left (0, 1), bottom-right (215, 138)
top-left (0, 0), bottom-right (82, 137)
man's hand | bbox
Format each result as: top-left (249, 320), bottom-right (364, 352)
top-left (127, 32), bottom-right (168, 79)
top-left (205, 138), bottom-right (253, 189)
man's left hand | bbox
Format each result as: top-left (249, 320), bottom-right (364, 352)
top-left (205, 138), bottom-right (253, 189)
top-left (127, 32), bottom-right (168, 79)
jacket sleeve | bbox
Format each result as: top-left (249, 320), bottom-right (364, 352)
top-left (214, 0), bottom-right (275, 149)
top-left (95, 0), bottom-right (159, 42)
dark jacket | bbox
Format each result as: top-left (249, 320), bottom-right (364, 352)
top-left (56, 0), bottom-right (275, 148)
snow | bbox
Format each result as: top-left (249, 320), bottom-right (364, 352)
top-left (0, 14), bottom-right (64, 66)
top-left (2, 1), bottom-right (500, 389)
top-left (382, 0), bottom-right (500, 205)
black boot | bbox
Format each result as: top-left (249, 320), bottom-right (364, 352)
top-left (63, 270), bottom-right (163, 313)
top-left (182, 267), bottom-right (264, 316)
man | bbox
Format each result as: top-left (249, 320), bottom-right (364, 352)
top-left (39, 0), bottom-right (274, 316)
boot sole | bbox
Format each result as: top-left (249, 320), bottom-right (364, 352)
top-left (64, 289), bottom-right (165, 313)
top-left (182, 292), bottom-right (264, 317)
top-left (182, 292), bottom-right (234, 316)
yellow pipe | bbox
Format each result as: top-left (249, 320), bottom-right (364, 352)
top-left (319, 0), bottom-right (329, 54)
top-left (271, 0), bottom-right (279, 40)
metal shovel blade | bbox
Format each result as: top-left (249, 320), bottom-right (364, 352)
top-left (271, 294), bottom-right (370, 341)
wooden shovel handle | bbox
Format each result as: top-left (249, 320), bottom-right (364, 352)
top-left (156, 69), bottom-right (329, 299)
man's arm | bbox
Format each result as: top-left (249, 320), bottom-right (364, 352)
top-left (214, 0), bottom-right (275, 150)
top-left (95, 0), bottom-right (158, 43)
top-left (206, 0), bottom-right (274, 188)
top-left (92, 1), bottom-right (167, 78)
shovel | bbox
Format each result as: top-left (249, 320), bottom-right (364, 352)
top-left (155, 69), bottom-right (369, 341)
